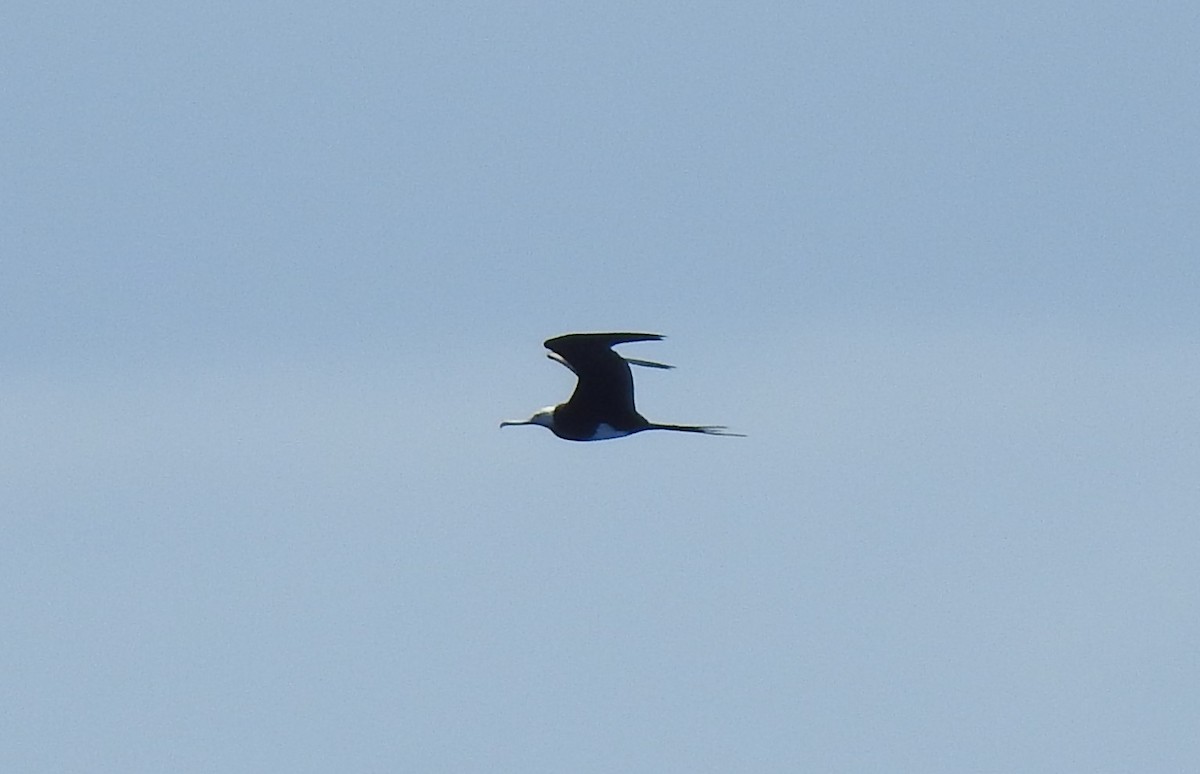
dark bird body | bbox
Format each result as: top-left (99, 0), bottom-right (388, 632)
top-left (501, 332), bottom-right (743, 441)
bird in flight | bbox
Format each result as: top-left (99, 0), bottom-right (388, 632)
top-left (501, 332), bottom-right (744, 441)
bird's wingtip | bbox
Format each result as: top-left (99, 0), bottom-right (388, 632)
top-left (625, 357), bottom-right (674, 370)
top-left (544, 331), bottom-right (666, 348)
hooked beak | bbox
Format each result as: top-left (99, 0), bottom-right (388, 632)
top-left (499, 419), bottom-right (532, 429)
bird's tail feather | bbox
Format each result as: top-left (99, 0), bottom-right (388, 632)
top-left (647, 423), bottom-right (746, 437)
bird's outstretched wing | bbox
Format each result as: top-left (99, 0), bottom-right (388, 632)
top-left (544, 332), bottom-right (664, 418)
top-left (544, 332), bottom-right (663, 355)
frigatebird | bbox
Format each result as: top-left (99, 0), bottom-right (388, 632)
top-left (500, 332), bottom-right (744, 441)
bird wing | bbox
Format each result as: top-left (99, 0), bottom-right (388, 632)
top-left (544, 333), bottom-right (664, 417)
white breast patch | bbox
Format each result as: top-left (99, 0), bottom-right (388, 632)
top-left (589, 423), bottom-right (635, 441)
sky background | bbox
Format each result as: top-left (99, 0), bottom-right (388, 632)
top-left (3, 1), bottom-right (1199, 771)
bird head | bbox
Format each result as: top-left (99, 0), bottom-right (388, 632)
top-left (499, 406), bottom-right (556, 431)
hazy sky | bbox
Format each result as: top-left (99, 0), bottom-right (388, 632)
top-left (3, 2), bottom-right (1198, 772)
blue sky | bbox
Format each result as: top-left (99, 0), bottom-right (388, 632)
top-left (3, 2), bottom-right (1198, 771)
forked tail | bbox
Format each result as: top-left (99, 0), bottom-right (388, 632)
top-left (647, 423), bottom-right (746, 437)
